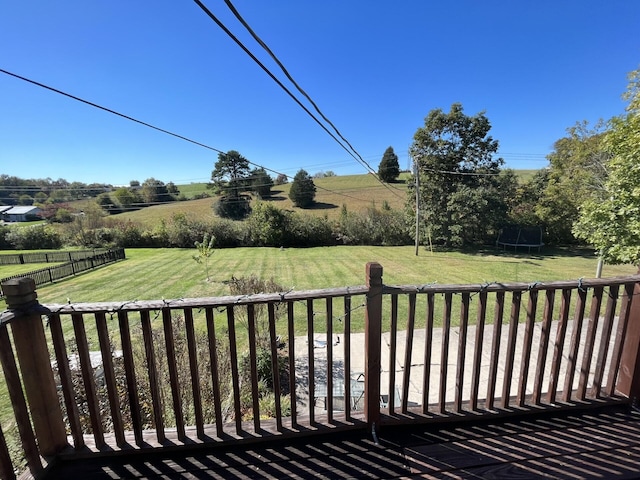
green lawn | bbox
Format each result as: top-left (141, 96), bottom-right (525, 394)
top-left (0, 244), bottom-right (636, 466)
top-left (29, 246), bottom-right (635, 305)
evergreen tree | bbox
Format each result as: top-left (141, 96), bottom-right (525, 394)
top-left (378, 146), bottom-right (400, 182)
top-left (289, 169), bottom-right (316, 208)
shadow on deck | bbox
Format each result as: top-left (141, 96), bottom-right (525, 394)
top-left (43, 404), bottom-right (640, 479)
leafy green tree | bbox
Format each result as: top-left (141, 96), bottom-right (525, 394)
top-left (211, 150), bottom-right (250, 199)
top-left (141, 178), bottom-right (174, 205)
top-left (249, 168), bottom-right (273, 199)
top-left (378, 146), bottom-right (400, 182)
top-left (247, 202), bottom-right (290, 246)
top-left (113, 187), bottom-right (140, 209)
top-left (18, 194), bottom-right (33, 205)
top-left (508, 169), bottom-right (548, 227)
top-left (34, 191), bottom-right (48, 204)
top-left (574, 69), bottom-right (640, 264)
top-left (408, 103), bottom-right (506, 247)
top-left (289, 169), bottom-right (316, 208)
top-left (275, 174), bottom-right (288, 185)
top-left (536, 121), bottom-right (611, 244)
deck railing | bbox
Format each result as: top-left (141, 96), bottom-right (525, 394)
top-left (1, 262), bottom-right (639, 479)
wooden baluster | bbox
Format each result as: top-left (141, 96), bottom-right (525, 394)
top-left (532, 290), bottom-right (555, 405)
top-left (1, 278), bottom-right (67, 459)
top-left (163, 308), bottom-right (185, 440)
top-left (486, 291), bottom-right (505, 410)
top-left (118, 310), bottom-right (142, 445)
top-left (287, 302), bottom-right (297, 428)
top-left (268, 303), bottom-right (283, 431)
top-left (72, 313), bottom-right (104, 448)
top-left (562, 288), bottom-right (587, 402)
top-left (343, 296), bottom-right (352, 421)
top-left (387, 294), bottom-right (398, 414)
top-left (326, 298), bottom-right (334, 420)
top-left (439, 292), bottom-right (452, 414)
top-left (307, 299), bottom-right (315, 425)
top-left (95, 312), bottom-right (124, 446)
top-left (226, 306), bottom-right (243, 434)
top-left (0, 325), bottom-right (41, 475)
top-left (422, 293), bottom-right (435, 414)
top-left (48, 312), bottom-right (84, 449)
top-left (247, 304), bottom-right (261, 432)
top-left (470, 291), bottom-right (487, 411)
top-left (577, 287), bottom-right (604, 400)
top-left (0, 423), bottom-right (15, 480)
top-left (454, 292), bottom-right (470, 413)
top-left (501, 291), bottom-right (521, 409)
top-left (400, 294), bottom-right (415, 413)
top-left (140, 310), bottom-right (165, 443)
top-left (517, 290), bottom-right (538, 407)
top-left (185, 308), bottom-right (204, 438)
top-left (547, 289), bottom-right (572, 404)
top-left (591, 285), bottom-right (618, 398)
top-left (205, 308), bottom-right (224, 437)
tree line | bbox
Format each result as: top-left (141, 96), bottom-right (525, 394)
top-left (403, 67), bottom-right (640, 265)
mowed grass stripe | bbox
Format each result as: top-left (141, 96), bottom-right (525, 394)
top-left (24, 246), bottom-right (636, 307)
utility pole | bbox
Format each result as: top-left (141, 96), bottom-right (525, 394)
top-left (414, 156), bottom-right (420, 256)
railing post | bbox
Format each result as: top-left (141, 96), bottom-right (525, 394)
top-left (364, 262), bottom-right (383, 432)
top-left (2, 278), bottom-right (68, 456)
top-left (617, 275), bottom-right (640, 403)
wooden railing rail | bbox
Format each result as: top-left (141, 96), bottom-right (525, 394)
top-left (0, 267), bottom-right (639, 479)
top-left (377, 271), bottom-right (640, 426)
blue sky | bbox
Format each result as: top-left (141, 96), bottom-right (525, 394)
top-left (1, 1), bottom-right (638, 186)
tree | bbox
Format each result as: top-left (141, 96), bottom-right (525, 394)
top-left (574, 69), bottom-right (640, 264)
top-left (249, 168), bottom-right (273, 199)
top-left (192, 233), bottom-right (215, 281)
top-left (141, 178), bottom-right (174, 205)
top-left (408, 103), bottom-right (506, 247)
top-left (113, 187), bottom-right (140, 209)
top-left (289, 169), bottom-right (316, 208)
top-left (275, 174), bottom-right (288, 185)
top-left (536, 121), bottom-right (611, 244)
top-left (378, 146), bottom-right (400, 182)
top-left (210, 150), bottom-right (250, 199)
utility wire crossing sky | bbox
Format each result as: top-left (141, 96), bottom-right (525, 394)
top-left (1, 1), bottom-right (638, 185)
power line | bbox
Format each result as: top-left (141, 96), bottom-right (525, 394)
top-left (0, 68), bottom-right (225, 156)
top-left (191, 0), bottom-right (405, 202)
top-left (220, 0), bottom-right (375, 175)
top-left (0, 68), bottom-right (379, 205)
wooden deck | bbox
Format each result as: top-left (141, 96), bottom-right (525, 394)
top-left (42, 405), bottom-right (640, 479)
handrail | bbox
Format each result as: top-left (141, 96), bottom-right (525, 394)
top-left (0, 267), bottom-right (639, 479)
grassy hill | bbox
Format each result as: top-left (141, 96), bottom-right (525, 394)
top-left (103, 169), bottom-right (543, 227)
top-left (112, 173), bottom-right (411, 226)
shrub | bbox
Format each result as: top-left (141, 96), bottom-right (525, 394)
top-left (5, 225), bottom-right (62, 249)
top-left (247, 202), bottom-right (290, 246)
top-left (288, 213), bottom-right (335, 246)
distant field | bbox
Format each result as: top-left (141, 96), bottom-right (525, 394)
top-left (113, 174), bottom-right (410, 226)
top-left (176, 182), bottom-right (210, 199)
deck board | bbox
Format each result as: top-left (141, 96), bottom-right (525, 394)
top-left (43, 405), bottom-right (640, 479)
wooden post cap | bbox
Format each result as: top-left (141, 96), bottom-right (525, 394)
top-left (1, 277), bottom-right (38, 307)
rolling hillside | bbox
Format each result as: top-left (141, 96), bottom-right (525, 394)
top-left (112, 173), bottom-right (410, 226)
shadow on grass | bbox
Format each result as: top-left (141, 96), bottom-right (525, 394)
top-left (306, 202), bottom-right (339, 211)
top-left (420, 245), bottom-right (599, 262)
